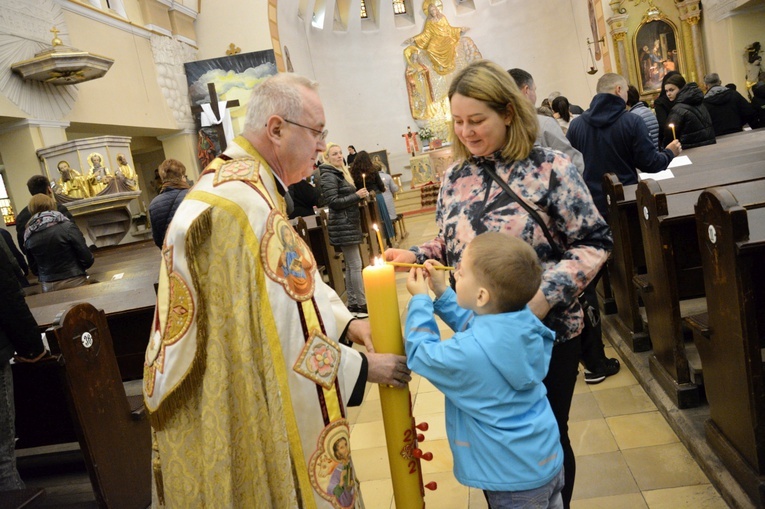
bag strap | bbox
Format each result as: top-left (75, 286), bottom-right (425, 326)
top-left (481, 162), bottom-right (564, 260)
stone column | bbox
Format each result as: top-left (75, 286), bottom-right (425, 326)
top-left (678, 0), bottom-right (706, 83)
top-left (0, 120), bottom-right (69, 218)
top-left (608, 14), bottom-right (631, 82)
top-left (159, 130), bottom-right (201, 180)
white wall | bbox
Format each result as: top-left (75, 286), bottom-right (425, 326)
top-left (277, 0), bottom-right (602, 179)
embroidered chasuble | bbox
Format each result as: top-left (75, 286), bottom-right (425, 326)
top-left (144, 136), bottom-right (365, 508)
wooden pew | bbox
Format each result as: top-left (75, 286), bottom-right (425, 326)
top-left (635, 178), bottom-right (765, 408)
top-left (691, 189), bottom-right (765, 507)
top-left (603, 157), bottom-right (765, 352)
top-left (15, 303), bottom-right (151, 509)
top-left (297, 212), bottom-right (346, 296)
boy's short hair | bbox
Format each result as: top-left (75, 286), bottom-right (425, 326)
top-left (27, 175), bottom-right (50, 195)
top-left (468, 232), bottom-right (542, 312)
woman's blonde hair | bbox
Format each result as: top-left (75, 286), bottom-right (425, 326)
top-left (448, 60), bottom-right (538, 162)
top-left (323, 142), bottom-right (342, 167)
top-left (28, 194), bottom-right (57, 215)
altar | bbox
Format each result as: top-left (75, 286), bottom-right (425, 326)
top-left (409, 145), bottom-right (454, 188)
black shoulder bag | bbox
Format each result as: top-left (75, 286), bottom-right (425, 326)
top-left (481, 163), bottom-right (599, 329)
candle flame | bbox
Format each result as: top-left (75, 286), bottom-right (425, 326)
top-left (668, 123), bottom-right (674, 128)
top-left (373, 223), bottom-right (379, 232)
top-left (374, 256), bottom-right (385, 266)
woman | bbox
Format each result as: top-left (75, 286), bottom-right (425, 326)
top-left (385, 60), bottom-right (612, 508)
top-left (149, 159), bottom-right (190, 248)
top-left (24, 194), bottom-right (94, 293)
top-left (664, 74), bottom-right (716, 149)
top-left (320, 143), bottom-right (369, 315)
top-left (654, 70), bottom-right (680, 148)
top-left (350, 151), bottom-right (395, 243)
top-left (551, 96), bottom-right (576, 135)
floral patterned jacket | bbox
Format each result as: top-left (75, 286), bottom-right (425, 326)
top-left (411, 147), bottom-right (613, 342)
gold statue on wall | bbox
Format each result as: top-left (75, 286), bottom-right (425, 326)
top-left (87, 152), bottom-right (112, 195)
top-left (53, 160), bottom-right (90, 199)
top-left (403, 0), bottom-right (481, 136)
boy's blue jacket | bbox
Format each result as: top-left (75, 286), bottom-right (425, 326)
top-left (405, 289), bottom-right (563, 491)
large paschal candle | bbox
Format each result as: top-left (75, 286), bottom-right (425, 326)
top-left (362, 259), bottom-right (426, 508)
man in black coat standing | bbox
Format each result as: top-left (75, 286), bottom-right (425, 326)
top-left (0, 247), bottom-right (47, 490)
top-left (703, 72), bottom-right (759, 135)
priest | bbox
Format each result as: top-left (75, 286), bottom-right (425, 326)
top-left (144, 72), bottom-right (410, 508)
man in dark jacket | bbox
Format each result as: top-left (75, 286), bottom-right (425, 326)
top-left (0, 248), bottom-right (47, 490)
top-left (15, 175), bottom-right (74, 257)
top-left (567, 73), bottom-right (681, 219)
top-left (567, 73), bottom-right (681, 385)
top-left (703, 73), bottom-right (759, 135)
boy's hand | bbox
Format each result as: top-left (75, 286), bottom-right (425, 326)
top-left (423, 260), bottom-right (447, 298)
top-left (406, 268), bottom-right (430, 296)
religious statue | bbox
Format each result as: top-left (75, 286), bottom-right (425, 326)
top-left (745, 42), bottom-right (763, 98)
top-left (402, 126), bottom-right (420, 156)
top-left (114, 153), bottom-right (139, 192)
top-left (402, 0), bottom-right (481, 137)
top-left (86, 152), bottom-right (113, 195)
top-left (53, 160), bottom-right (90, 200)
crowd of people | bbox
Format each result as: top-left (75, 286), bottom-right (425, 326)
top-left (3, 59), bottom-right (765, 509)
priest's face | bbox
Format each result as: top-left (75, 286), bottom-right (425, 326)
top-left (279, 87), bottom-right (327, 185)
top-left (451, 93), bottom-right (511, 157)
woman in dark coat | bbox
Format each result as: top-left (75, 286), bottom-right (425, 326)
top-left (24, 194), bottom-right (94, 293)
top-left (149, 159), bottom-right (190, 248)
top-left (320, 143), bottom-right (369, 315)
top-left (664, 74), bottom-right (716, 149)
top-left (654, 71), bottom-right (681, 148)
top-left (350, 151), bottom-right (395, 244)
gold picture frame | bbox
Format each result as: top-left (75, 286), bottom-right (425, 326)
top-left (633, 13), bottom-right (683, 96)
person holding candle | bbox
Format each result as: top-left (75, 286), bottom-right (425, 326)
top-left (385, 60), bottom-right (613, 508)
top-left (405, 232), bottom-right (564, 508)
top-left (320, 142), bottom-right (370, 316)
top-left (664, 73), bottom-right (716, 149)
top-left (351, 151), bottom-right (395, 244)
top-left (144, 73), bottom-right (410, 509)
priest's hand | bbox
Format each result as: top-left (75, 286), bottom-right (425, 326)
top-left (346, 319), bottom-right (375, 352)
top-left (366, 352), bottom-right (411, 388)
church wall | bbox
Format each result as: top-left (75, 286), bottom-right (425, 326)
top-left (702, 10), bottom-right (765, 92)
top-left (62, 11), bottom-right (179, 130)
top-left (193, 1), bottom-right (273, 60)
top-left (276, 0), bottom-right (602, 182)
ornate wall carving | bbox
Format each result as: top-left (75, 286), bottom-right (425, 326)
top-left (150, 34), bottom-right (197, 126)
top-left (0, 0), bottom-right (78, 119)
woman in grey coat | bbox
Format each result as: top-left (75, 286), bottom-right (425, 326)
top-left (319, 143), bottom-right (369, 315)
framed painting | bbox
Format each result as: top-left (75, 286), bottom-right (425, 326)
top-left (633, 18), bottom-right (682, 95)
top-left (184, 50), bottom-right (277, 167)
top-left (368, 150), bottom-right (390, 174)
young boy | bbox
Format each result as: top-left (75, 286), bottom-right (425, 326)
top-left (405, 231), bottom-right (564, 509)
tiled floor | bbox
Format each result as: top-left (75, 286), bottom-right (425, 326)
top-left (17, 210), bottom-right (732, 508)
top-left (348, 211), bottom-right (729, 509)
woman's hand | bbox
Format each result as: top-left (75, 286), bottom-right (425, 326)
top-left (406, 268), bottom-right (430, 296)
top-left (384, 248), bottom-right (416, 269)
top-left (356, 188), bottom-right (369, 199)
top-left (528, 290), bottom-right (551, 320)
top-left (423, 260), bottom-right (448, 298)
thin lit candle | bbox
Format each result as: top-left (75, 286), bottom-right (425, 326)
top-left (387, 261), bottom-right (454, 271)
top-left (669, 123), bottom-right (676, 140)
top-left (362, 173), bottom-right (366, 189)
top-left (373, 223), bottom-right (385, 257)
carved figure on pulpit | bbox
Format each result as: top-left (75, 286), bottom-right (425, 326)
top-left (745, 42), bottom-right (763, 98)
top-left (403, 0), bottom-right (481, 136)
top-left (87, 152), bottom-right (112, 195)
top-left (115, 153), bottom-right (139, 192)
top-left (53, 160), bottom-right (90, 199)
